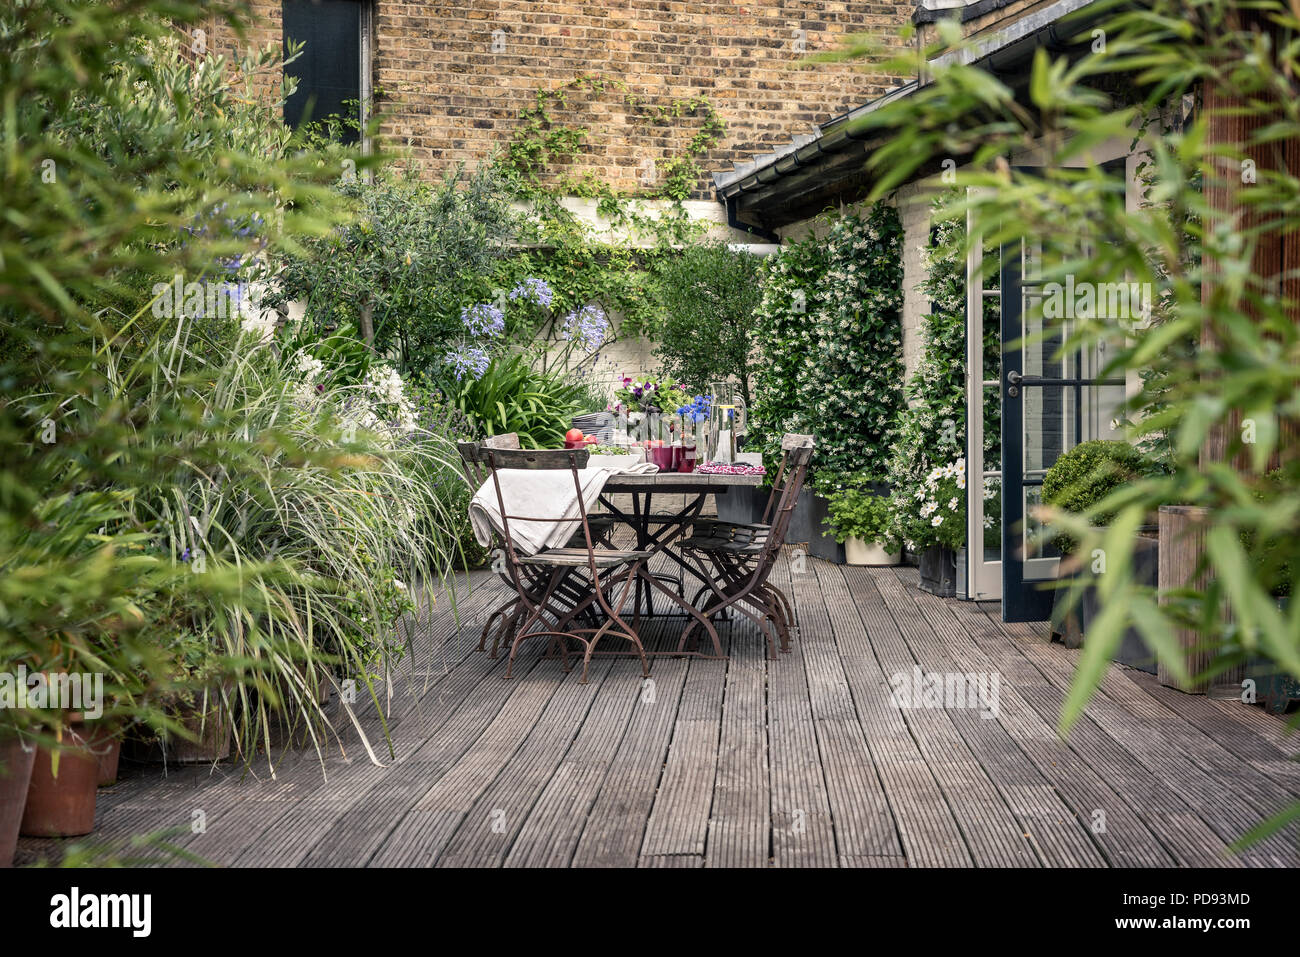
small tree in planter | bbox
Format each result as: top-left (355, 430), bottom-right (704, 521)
top-left (1041, 440), bottom-right (1165, 664)
top-left (652, 241), bottom-right (764, 411)
top-left (823, 475), bottom-right (902, 566)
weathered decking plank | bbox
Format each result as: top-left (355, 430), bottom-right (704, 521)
top-left (837, 568), bottom-right (976, 866)
top-left (799, 562), bottom-right (904, 859)
top-left (980, 604), bottom-right (1297, 867)
top-left (704, 617), bottom-right (771, 868)
top-left (852, 568), bottom-right (1040, 866)
top-left (764, 557), bottom-right (839, 867)
top-left (17, 556), bottom-right (1298, 869)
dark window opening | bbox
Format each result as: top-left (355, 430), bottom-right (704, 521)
top-left (282, 0), bottom-right (363, 143)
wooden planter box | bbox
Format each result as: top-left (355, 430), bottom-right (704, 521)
top-left (1049, 532), bottom-right (1160, 673)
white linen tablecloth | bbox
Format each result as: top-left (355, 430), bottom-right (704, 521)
top-left (469, 462), bottom-right (658, 555)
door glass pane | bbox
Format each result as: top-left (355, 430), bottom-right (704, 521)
top-left (283, 0), bottom-right (363, 143)
top-left (1023, 485), bottom-right (1062, 568)
top-left (982, 472), bottom-right (1002, 563)
top-left (1024, 383), bottom-right (1073, 474)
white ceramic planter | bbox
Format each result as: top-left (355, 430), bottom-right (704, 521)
top-left (844, 536), bottom-right (901, 567)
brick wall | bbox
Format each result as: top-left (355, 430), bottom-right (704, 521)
top-left (207, 1), bottom-right (914, 198)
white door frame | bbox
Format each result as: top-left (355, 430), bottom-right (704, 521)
top-left (965, 195), bottom-right (1001, 600)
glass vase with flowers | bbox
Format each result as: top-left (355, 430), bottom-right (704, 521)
top-left (612, 375), bottom-right (690, 468)
top-left (674, 394), bottom-right (712, 473)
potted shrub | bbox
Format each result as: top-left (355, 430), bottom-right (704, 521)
top-left (612, 375), bottom-right (691, 470)
top-left (20, 715), bottom-right (100, 838)
top-left (0, 731), bottom-right (36, 867)
top-left (1041, 440), bottom-right (1163, 669)
top-left (824, 475), bottom-right (901, 566)
top-left (894, 458), bottom-right (967, 596)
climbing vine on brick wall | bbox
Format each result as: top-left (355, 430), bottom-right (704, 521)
top-left (494, 73), bottom-right (726, 209)
top-left (485, 73), bottom-right (729, 339)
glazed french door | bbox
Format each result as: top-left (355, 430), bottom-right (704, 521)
top-left (999, 235), bottom-right (1128, 621)
top-left (964, 200), bottom-right (1001, 601)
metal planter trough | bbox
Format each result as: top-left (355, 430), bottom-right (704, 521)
top-left (717, 486), bottom-right (845, 563)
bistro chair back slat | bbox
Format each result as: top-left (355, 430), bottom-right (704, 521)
top-left (761, 433), bottom-right (815, 526)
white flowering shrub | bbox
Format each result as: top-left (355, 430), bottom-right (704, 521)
top-left (900, 458), bottom-right (968, 550)
top-left (886, 203), bottom-right (1001, 550)
top-left (748, 235), bottom-right (829, 465)
top-left (288, 350), bottom-right (418, 439)
top-left (749, 204), bottom-right (904, 480)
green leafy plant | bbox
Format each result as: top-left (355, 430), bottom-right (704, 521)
top-left (494, 73), bottom-right (726, 205)
top-left (822, 476), bottom-right (900, 547)
top-left (749, 205), bottom-right (904, 481)
top-left (1041, 440), bottom-right (1158, 554)
top-left (267, 163), bottom-right (520, 374)
top-left (450, 353), bottom-right (586, 449)
top-left (651, 241), bottom-right (765, 409)
top-left (749, 233), bottom-right (831, 468)
top-left (0, 0), bottom-right (375, 752)
top-left (886, 202), bottom-right (1001, 547)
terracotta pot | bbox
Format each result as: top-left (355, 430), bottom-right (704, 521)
top-left (85, 723), bottom-right (121, 787)
top-left (20, 720), bottom-right (98, 838)
top-left (0, 737), bottom-right (37, 867)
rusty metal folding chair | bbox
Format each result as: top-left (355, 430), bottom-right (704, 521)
top-left (458, 434), bottom-right (615, 658)
top-left (679, 434), bottom-right (813, 658)
top-left (480, 446), bottom-right (650, 683)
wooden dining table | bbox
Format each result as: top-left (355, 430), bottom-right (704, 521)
top-left (597, 470), bottom-right (765, 658)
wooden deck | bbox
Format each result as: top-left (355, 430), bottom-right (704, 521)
top-left (17, 551), bottom-right (1300, 868)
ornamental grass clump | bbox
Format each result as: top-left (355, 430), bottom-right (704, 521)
top-left (122, 316), bottom-right (464, 767)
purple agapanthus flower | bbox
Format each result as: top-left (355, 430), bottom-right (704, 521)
top-left (560, 304), bottom-right (609, 354)
top-left (508, 277), bottom-right (554, 309)
top-left (460, 303), bottom-right (506, 338)
top-left (444, 346), bottom-right (491, 382)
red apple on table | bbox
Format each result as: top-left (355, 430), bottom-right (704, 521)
top-left (564, 427), bottom-right (584, 449)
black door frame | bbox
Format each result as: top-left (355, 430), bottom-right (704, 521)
top-left (999, 227), bottom-right (1128, 622)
